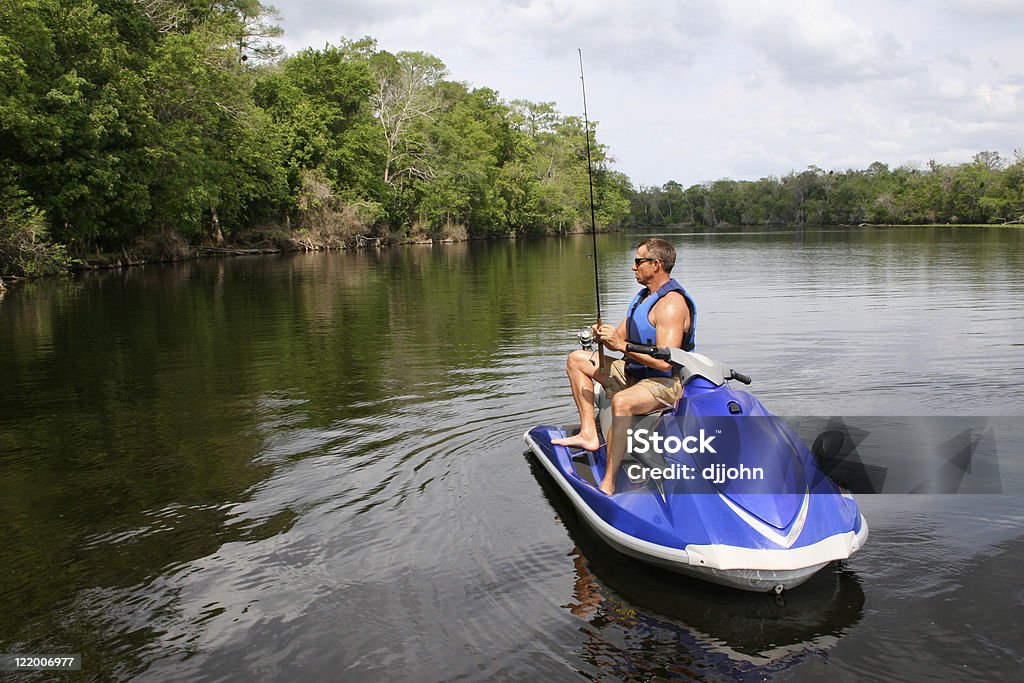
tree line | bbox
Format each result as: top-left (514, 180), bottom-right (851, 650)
top-left (2, 1), bottom-right (1021, 278)
top-left (629, 153), bottom-right (1024, 228)
top-left (1, 0), bottom-right (631, 275)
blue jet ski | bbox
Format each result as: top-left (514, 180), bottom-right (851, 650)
top-left (524, 344), bottom-right (868, 592)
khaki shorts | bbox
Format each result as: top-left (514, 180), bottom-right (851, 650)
top-left (603, 359), bottom-right (683, 408)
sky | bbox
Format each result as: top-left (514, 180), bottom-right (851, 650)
top-left (274, 0), bottom-right (1023, 188)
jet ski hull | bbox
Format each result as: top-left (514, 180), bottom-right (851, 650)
top-left (525, 424), bottom-right (868, 593)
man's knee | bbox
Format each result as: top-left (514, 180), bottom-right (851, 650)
top-left (611, 386), bottom-right (662, 417)
top-left (610, 391), bottom-right (640, 416)
top-left (567, 349), bottom-right (597, 372)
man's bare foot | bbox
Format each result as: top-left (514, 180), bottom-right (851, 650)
top-left (551, 431), bottom-right (601, 452)
top-left (598, 479), bottom-right (615, 496)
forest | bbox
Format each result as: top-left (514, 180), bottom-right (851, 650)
top-left (2, 1), bottom-right (1021, 278)
top-left (1, 0), bottom-right (631, 276)
top-left (630, 154), bottom-right (1024, 229)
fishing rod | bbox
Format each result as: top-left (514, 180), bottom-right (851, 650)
top-left (578, 49), bottom-right (604, 365)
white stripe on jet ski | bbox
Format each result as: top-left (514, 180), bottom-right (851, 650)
top-left (716, 489), bottom-right (810, 549)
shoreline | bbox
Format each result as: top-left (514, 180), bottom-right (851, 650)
top-left (1, 222), bottom-right (1020, 287)
top-left (0, 229), bottom-right (576, 284)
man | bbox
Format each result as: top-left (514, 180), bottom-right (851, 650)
top-left (552, 237), bottom-right (697, 495)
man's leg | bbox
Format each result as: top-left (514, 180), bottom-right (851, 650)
top-left (600, 384), bottom-right (667, 496)
top-left (551, 349), bottom-right (607, 451)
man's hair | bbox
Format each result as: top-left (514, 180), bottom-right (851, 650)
top-left (638, 237), bottom-right (676, 273)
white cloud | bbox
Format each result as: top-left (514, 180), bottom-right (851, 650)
top-left (726, 0), bottom-right (915, 86)
top-left (274, 0), bottom-right (1024, 187)
top-left (938, 0), bottom-right (1024, 22)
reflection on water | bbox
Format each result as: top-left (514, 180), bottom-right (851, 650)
top-left (528, 453), bottom-right (865, 680)
top-left (1, 227), bottom-right (1022, 680)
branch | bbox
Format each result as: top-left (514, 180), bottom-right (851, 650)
top-left (134, 0), bottom-right (188, 34)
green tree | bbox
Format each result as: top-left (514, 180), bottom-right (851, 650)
top-left (370, 50), bottom-right (447, 191)
top-left (413, 85), bottom-right (507, 235)
top-left (1, 0), bottom-right (155, 246)
top-left (254, 40), bottom-right (381, 207)
top-left (999, 152), bottom-right (1024, 222)
top-left (146, 23), bottom-right (283, 240)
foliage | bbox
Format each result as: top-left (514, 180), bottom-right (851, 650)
top-left (0, 0), bottom-right (635, 267)
top-left (22, 1), bottom-right (1022, 273)
top-left (0, 179), bottom-right (72, 276)
top-left (630, 152), bottom-right (1024, 227)
top-left (252, 39), bottom-right (631, 238)
top-left (1, 0), bottom-right (155, 245)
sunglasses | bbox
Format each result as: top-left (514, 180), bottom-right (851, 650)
top-left (634, 257), bottom-right (659, 266)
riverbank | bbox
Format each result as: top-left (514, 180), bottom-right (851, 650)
top-left (3, 222), bottom-right (1020, 288)
top-left (61, 222), bottom-right (596, 272)
top-left (0, 223), bottom-right (590, 284)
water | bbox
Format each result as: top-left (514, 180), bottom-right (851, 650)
top-left (1, 227), bottom-right (1022, 681)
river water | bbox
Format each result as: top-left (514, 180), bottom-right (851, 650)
top-left (1, 227), bottom-right (1022, 681)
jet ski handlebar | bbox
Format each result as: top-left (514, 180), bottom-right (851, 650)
top-left (624, 343), bottom-right (671, 360)
top-left (729, 370), bottom-right (752, 385)
top-left (625, 344), bottom-right (752, 386)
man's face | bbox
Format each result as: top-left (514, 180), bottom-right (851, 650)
top-left (632, 246), bottom-right (659, 284)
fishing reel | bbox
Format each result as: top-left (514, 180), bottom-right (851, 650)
top-left (577, 327), bottom-right (596, 350)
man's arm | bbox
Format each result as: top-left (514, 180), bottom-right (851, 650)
top-left (595, 296), bottom-right (689, 373)
top-left (626, 292), bottom-right (687, 373)
top-left (652, 291), bottom-right (688, 354)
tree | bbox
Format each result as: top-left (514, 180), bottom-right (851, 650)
top-left (413, 85), bottom-right (505, 235)
top-left (254, 41), bottom-right (381, 204)
top-left (145, 24), bottom-right (282, 240)
top-left (1000, 152), bottom-right (1024, 221)
top-left (1, 0), bottom-right (156, 246)
top-left (370, 50), bottom-right (447, 190)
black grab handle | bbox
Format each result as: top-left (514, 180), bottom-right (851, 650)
top-left (729, 370), bottom-right (752, 385)
top-left (625, 343), bottom-right (670, 360)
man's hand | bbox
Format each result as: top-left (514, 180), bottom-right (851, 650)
top-left (594, 324), bottom-right (626, 353)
